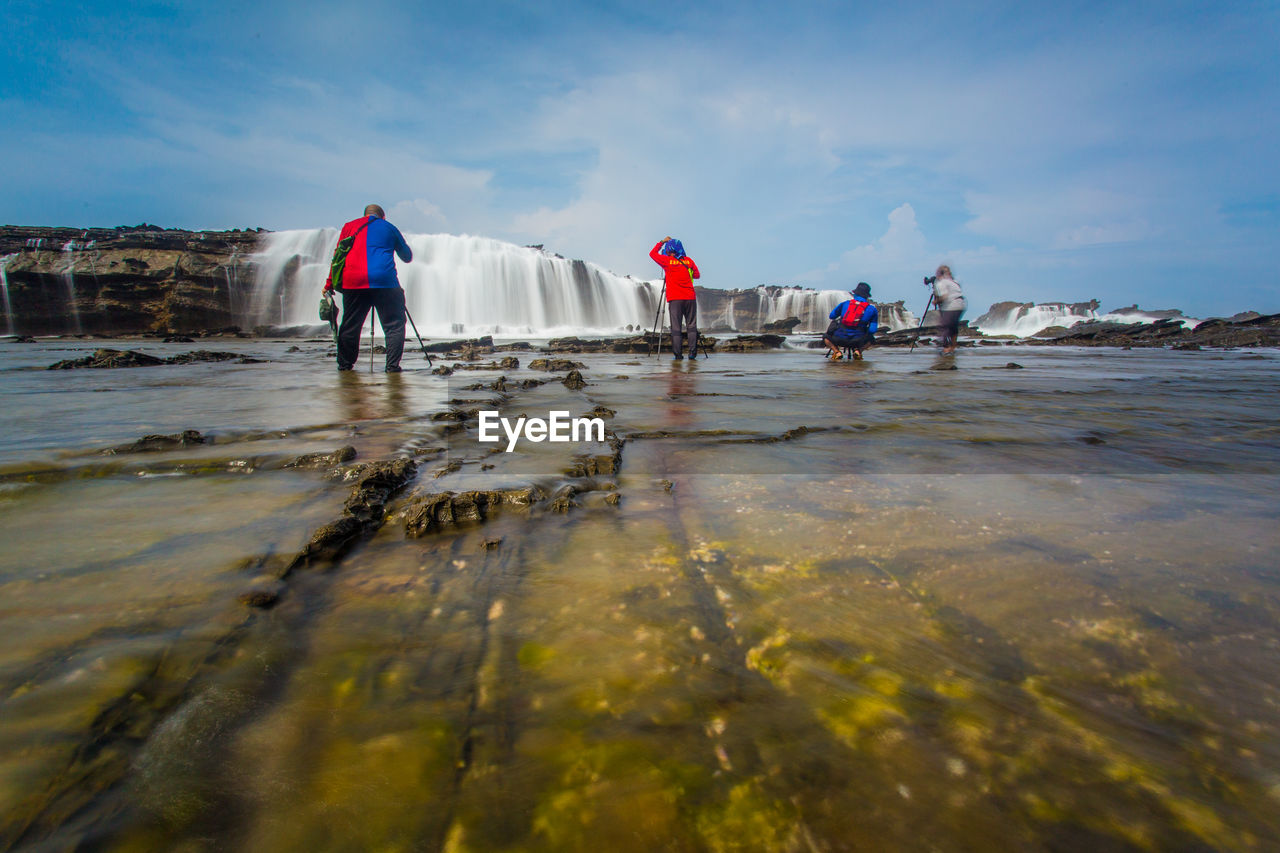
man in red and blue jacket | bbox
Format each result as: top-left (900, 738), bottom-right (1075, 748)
top-left (823, 282), bottom-right (878, 360)
top-left (650, 237), bottom-right (702, 359)
top-left (324, 204), bottom-right (413, 372)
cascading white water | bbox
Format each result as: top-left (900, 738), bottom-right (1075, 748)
top-left (0, 254), bottom-right (16, 336)
top-left (59, 244), bottom-right (83, 335)
top-left (755, 287), bottom-right (849, 332)
top-left (972, 303), bottom-right (1200, 337)
top-left (878, 303), bottom-right (914, 331)
top-left (249, 230), bottom-right (663, 337)
top-left (714, 296), bottom-right (737, 331)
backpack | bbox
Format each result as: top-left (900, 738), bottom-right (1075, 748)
top-left (840, 299), bottom-right (871, 329)
top-left (328, 218), bottom-right (371, 291)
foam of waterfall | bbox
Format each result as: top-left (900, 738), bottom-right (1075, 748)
top-left (754, 287), bottom-right (848, 332)
top-left (1, 254), bottom-right (16, 336)
top-left (59, 247), bottom-right (83, 335)
top-left (972, 303), bottom-right (1201, 337)
top-left (250, 230), bottom-right (663, 337)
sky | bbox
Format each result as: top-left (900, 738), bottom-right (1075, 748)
top-left (3, 0), bottom-right (1278, 317)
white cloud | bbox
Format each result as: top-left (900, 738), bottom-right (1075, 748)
top-left (804, 203), bottom-right (930, 284)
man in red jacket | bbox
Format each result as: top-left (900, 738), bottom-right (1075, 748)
top-left (649, 236), bottom-right (701, 360)
top-left (324, 204), bottom-right (413, 372)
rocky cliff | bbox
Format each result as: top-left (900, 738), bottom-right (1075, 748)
top-left (0, 225), bottom-right (261, 335)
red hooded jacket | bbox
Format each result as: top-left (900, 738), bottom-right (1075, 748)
top-left (650, 241), bottom-right (700, 301)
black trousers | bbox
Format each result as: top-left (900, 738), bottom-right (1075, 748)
top-left (337, 288), bottom-right (406, 371)
top-left (938, 309), bottom-right (963, 347)
top-left (668, 299), bottom-right (698, 356)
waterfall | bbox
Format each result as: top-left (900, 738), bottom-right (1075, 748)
top-left (249, 230), bottom-right (664, 336)
top-left (716, 296), bottom-right (737, 331)
top-left (1, 254), bottom-right (15, 336)
top-left (755, 287), bottom-right (850, 332)
top-left (59, 243), bottom-right (83, 335)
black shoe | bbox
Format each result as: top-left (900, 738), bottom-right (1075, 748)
top-left (385, 366), bottom-right (403, 373)
top-left (337, 364), bottom-right (353, 372)
top-left (672, 354), bottom-right (683, 361)
top-left (688, 352), bottom-right (697, 360)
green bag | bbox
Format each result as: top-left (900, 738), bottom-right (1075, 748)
top-left (328, 218), bottom-right (371, 291)
top-left (318, 293), bottom-right (336, 322)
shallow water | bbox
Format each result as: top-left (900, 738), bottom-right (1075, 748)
top-left (1, 339), bottom-right (1278, 851)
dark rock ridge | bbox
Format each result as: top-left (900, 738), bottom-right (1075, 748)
top-left (1027, 313), bottom-right (1280, 348)
top-left (1, 225), bottom-right (261, 335)
top-left (48, 348), bottom-right (263, 369)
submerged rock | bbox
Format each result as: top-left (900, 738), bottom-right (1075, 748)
top-left (402, 486), bottom-right (546, 536)
top-left (562, 370), bottom-right (588, 390)
top-left (285, 446), bottom-right (358, 469)
top-left (287, 458), bottom-right (418, 573)
top-left (50, 348), bottom-right (165, 369)
top-left (760, 317), bottom-right (802, 334)
top-left (103, 429), bottom-right (206, 454)
top-left (716, 334), bottom-right (786, 351)
top-left (47, 348), bottom-right (259, 369)
top-left (529, 358), bottom-right (586, 371)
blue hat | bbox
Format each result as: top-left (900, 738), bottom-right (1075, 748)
top-left (852, 282), bottom-right (871, 298)
top-left (663, 239), bottom-right (685, 258)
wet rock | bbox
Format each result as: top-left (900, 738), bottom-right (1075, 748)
top-left (760, 316), bottom-right (802, 334)
top-left (529, 358), bottom-right (586, 371)
top-left (431, 365), bottom-right (453, 376)
top-left (660, 479), bottom-right (674, 492)
top-left (50, 348), bottom-right (165, 369)
top-left (604, 492), bottom-right (621, 506)
top-left (165, 350), bottom-right (257, 364)
top-left (341, 458), bottom-right (419, 523)
top-left (104, 429), bottom-right (206, 454)
top-left (284, 458), bottom-right (417, 574)
top-left (292, 516), bottom-right (364, 566)
top-left (482, 538), bottom-right (503, 551)
top-left (550, 485), bottom-right (578, 512)
top-left (1172, 343), bottom-right (1201, 351)
top-left (450, 359), bottom-right (515, 371)
top-left (432, 460), bottom-right (463, 479)
top-left (423, 335), bottom-right (494, 353)
top-left (1033, 313), bottom-right (1280, 348)
top-left (237, 576), bottom-right (286, 609)
top-left (586, 405), bottom-right (616, 418)
top-left (402, 486), bottom-right (546, 536)
top-left (163, 335), bottom-right (195, 343)
top-left (716, 334), bottom-right (786, 352)
top-left (1005, 362), bottom-right (1024, 369)
top-left (284, 446), bottom-right (357, 469)
top-left (9, 335), bottom-right (38, 343)
top-left (562, 369), bottom-right (587, 390)
top-left (48, 348), bottom-right (259, 369)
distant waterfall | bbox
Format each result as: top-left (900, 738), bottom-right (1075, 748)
top-left (59, 244), bottom-right (83, 335)
top-left (755, 287), bottom-right (848, 332)
top-left (0, 254), bottom-right (15, 336)
top-left (249, 230), bottom-right (663, 337)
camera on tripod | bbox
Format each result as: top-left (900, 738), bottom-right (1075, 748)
top-left (923, 275), bottom-right (936, 286)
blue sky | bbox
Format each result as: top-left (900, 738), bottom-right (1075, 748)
top-left (3, 0), bottom-right (1277, 316)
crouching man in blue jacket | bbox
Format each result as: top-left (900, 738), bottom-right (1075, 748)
top-left (823, 282), bottom-right (878, 360)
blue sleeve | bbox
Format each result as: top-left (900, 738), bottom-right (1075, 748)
top-left (867, 305), bottom-right (878, 335)
top-left (830, 301), bottom-right (847, 320)
top-left (392, 224), bottom-right (412, 263)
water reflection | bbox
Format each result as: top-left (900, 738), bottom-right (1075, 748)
top-left (0, 344), bottom-right (1278, 850)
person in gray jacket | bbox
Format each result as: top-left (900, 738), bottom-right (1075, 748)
top-left (932, 265), bottom-right (966, 354)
